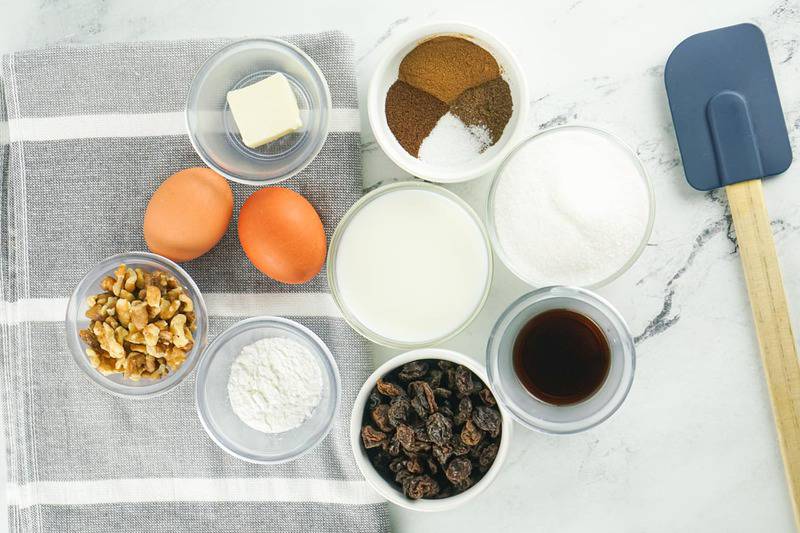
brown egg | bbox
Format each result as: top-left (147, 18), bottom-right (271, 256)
top-left (238, 187), bottom-right (326, 284)
top-left (144, 167), bottom-right (233, 262)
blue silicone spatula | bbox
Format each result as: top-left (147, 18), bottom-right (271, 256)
top-left (665, 23), bottom-right (800, 525)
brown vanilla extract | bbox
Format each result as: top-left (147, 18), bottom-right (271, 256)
top-left (513, 309), bottom-right (610, 405)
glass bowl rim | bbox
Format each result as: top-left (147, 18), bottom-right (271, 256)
top-left (486, 285), bottom-right (636, 434)
top-left (193, 315), bottom-right (342, 464)
top-left (485, 123), bottom-right (656, 289)
top-left (185, 37), bottom-right (332, 187)
top-left (65, 251), bottom-right (209, 399)
top-left (327, 180), bottom-right (494, 349)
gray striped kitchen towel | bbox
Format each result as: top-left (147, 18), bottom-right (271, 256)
top-left (0, 33), bottom-right (390, 532)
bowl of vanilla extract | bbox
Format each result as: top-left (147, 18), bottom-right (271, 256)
top-left (486, 286), bottom-right (636, 434)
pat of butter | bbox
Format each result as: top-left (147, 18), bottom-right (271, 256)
top-left (226, 73), bottom-right (303, 149)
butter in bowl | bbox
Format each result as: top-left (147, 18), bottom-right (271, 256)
top-left (186, 38), bottom-right (331, 186)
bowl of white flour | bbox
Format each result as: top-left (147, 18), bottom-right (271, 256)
top-left (487, 125), bottom-right (655, 288)
top-left (194, 316), bottom-right (341, 463)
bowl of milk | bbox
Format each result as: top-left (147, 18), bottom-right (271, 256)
top-left (328, 181), bottom-right (492, 348)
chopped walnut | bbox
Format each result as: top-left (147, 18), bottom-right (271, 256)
top-left (78, 264), bottom-right (198, 381)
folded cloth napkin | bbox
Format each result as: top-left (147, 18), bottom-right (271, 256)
top-left (0, 33), bottom-right (389, 533)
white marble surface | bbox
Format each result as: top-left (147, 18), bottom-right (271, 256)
top-left (3, 0), bottom-right (800, 531)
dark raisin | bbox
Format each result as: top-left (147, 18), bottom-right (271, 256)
top-left (445, 457), bottom-right (472, 484)
top-left (395, 424), bottom-right (415, 450)
top-left (454, 396), bottom-right (473, 426)
top-left (472, 406), bottom-right (502, 437)
top-left (387, 396), bottom-right (410, 427)
top-left (413, 424), bottom-right (431, 442)
top-left (454, 365), bottom-right (475, 396)
top-left (404, 475), bottom-right (440, 499)
top-left (404, 440), bottom-right (432, 454)
top-left (438, 404), bottom-right (454, 418)
top-left (451, 436), bottom-right (470, 456)
top-left (479, 387), bottom-right (496, 406)
top-left (367, 389), bottom-right (382, 410)
top-left (371, 404), bottom-right (392, 432)
top-left (426, 456), bottom-right (439, 475)
top-left (389, 456), bottom-right (406, 473)
top-left (361, 425), bottom-right (387, 449)
top-left (444, 368), bottom-right (457, 389)
top-left (376, 378), bottom-right (404, 397)
top-left (461, 419), bottom-right (484, 446)
top-left (387, 436), bottom-right (401, 457)
top-left (433, 444), bottom-right (453, 465)
top-left (437, 360), bottom-right (454, 371)
top-left (409, 381), bottom-right (437, 416)
top-left (396, 469), bottom-right (412, 485)
top-left (398, 361), bottom-right (429, 381)
top-left (452, 476), bottom-right (475, 493)
top-left (426, 369), bottom-right (443, 388)
top-left (406, 455), bottom-right (424, 474)
top-left (479, 442), bottom-right (499, 472)
top-left (426, 412), bottom-right (453, 446)
top-left (433, 387), bottom-right (451, 399)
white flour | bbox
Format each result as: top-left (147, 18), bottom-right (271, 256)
top-left (492, 128), bottom-right (650, 286)
top-left (418, 112), bottom-right (491, 164)
top-left (227, 337), bottom-right (323, 434)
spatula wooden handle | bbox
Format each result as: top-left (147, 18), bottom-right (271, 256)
top-left (726, 179), bottom-right (800, 527)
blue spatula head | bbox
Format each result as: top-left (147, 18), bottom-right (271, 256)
top-left (665, 23), bottom-right (792, 191)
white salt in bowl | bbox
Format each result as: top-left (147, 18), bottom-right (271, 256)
top-left (367, 22), bottom-right (529, 183)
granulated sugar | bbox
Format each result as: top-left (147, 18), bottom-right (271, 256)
top-left (492, 128), bottom-right (651, 287)
top-left (418, 112), bottom-right (491, 164)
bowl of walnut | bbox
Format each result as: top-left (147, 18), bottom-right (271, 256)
top-left (350, 348), bottom-right (512, 511)
top-left (65, 252), bottom-right (208, 398)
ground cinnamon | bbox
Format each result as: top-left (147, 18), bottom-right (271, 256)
top-left (385, 80), bottom-right (449, 157)
top-left (398, 36), bottom-right (500, 104)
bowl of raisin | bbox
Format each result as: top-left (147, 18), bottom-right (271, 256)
top-left (350, 348), bottom-right (512, 511)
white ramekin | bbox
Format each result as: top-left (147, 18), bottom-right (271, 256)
top-left (367, 22), bottom-right (529, 183)
top-left (350, 348), bottom-right (513, 512)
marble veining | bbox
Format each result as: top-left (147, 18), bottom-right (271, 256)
top-left (4, 0), bottom-right (800, 531)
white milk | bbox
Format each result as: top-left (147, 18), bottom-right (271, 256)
top-left (334, 187), bottom-right (490, 344)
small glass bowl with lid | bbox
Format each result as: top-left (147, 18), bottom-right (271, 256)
top-left (327, 181), bottom-right (493, 349)
top-left (65, 252), bottom-right (209, 398)
top-left (486, 124), bottom-right (655, 288)
top-left (186, 38), bottom-right (331, 185)
top-left (487, 286), bottom-right (635, 434)
top-left (194, 316), bottom-right (341, 464)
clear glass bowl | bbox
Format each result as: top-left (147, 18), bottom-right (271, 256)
top-left (327, 181), bottom-right (493, 349)
top-left (186, 38), bottom-right (331, 186)
top-left (486, 124), bottom-right (655, 288)
top-left (65, 252), bottom-right (209, 398)
top-left (486, 286), bottom-right (635, 434)
top-left (194, 316), bottom-right (341, 464)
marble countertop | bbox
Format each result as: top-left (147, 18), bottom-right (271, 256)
top-left (3, 0), bottom-right (800, 531)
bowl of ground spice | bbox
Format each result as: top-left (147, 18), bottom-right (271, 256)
top-left (368, 23), bottom-right (528, 183)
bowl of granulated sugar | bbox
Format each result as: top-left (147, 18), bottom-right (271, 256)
top-left (487, 125), bottom-right (655, 288)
